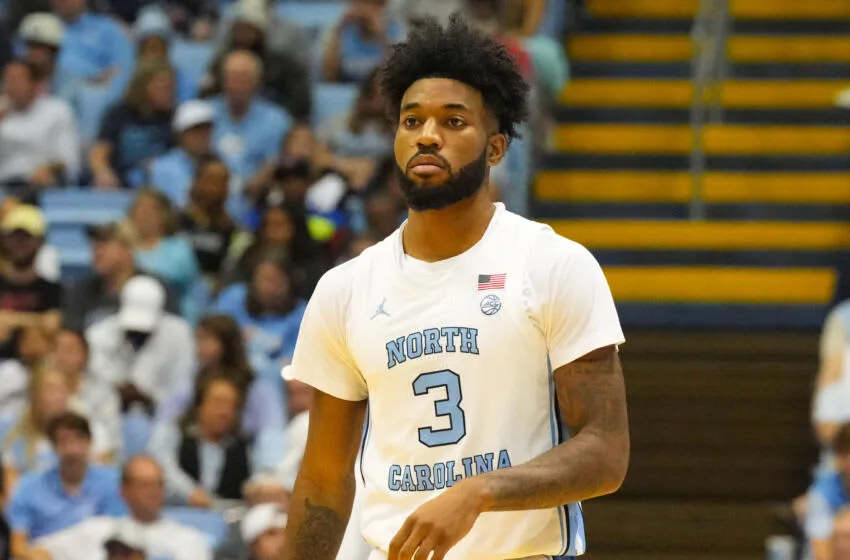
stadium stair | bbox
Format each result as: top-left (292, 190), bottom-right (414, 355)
top-left (585, 329), bottom-right (817, 560)
top-left (547, 1), bottom-right (833, 558)
top-left (541, 0), bottom-right (850, 330)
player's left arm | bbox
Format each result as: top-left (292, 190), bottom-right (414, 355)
top-left (471, 343), bottom-right (629, 511)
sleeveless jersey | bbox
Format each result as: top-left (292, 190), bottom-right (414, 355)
top-left (289, 204), bottom-right (624, 559)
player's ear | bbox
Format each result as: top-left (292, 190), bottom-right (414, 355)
top-left (486, 133), bottom-right (507, 168)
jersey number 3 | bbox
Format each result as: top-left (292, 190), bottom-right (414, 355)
top-left (412, 369), bottom-right (467, 447)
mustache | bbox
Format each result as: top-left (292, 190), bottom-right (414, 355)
top-left (406, 148), bottom-right (451, 171)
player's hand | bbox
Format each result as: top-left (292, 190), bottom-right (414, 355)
top-left (387, 480), bottom-right (486, 560)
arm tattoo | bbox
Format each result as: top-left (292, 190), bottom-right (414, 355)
top-left (473, 346), bottom-right (629, 511)
top-left (292, 498), bottom-right (347, 560)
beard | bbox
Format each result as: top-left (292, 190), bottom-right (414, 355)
top-left (395, 147), bottom-right (488, 211)
top-left (8, 252), bottom-right (37, 271)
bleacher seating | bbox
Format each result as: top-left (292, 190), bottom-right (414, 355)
top-left (541, 0), bottom-right (850, 330)
top-left (311, 82), bottom-right (358, 129)
top-left (170, 39), bottom-right (216, 98)
top-left (275, 1), bottom-right (345, 35)
top-left (41, 189), bottom-right (133, 273)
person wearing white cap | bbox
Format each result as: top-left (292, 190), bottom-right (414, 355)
top-left (16, 12), bottom-right (74, 100)
top-left (85, 275), bottom-right (195, 416)
top-left (134, 6), bottom-right (196, 104)
top-left (215, 0), bottom-right (311, 66)
top-left (203, 0), bottom-right (311, 121)
top-left (149, 100), bottom-right (219, 209)
top-left (241, 504), bottom-right (287, 560)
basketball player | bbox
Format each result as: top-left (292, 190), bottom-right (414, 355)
top-left (281, 15), bottom-right (629, 560)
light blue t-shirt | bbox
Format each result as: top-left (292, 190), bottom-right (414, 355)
top-left (7, 465), bottom-right (126, 540)
top-left (806, 470), bottom-right (849, 540)
top-left (338, 19), bottom-right (405, 82)
top-left (56, 12), bottom-right (134, 103)
top-left (210, 95), bottom-right (291, 184)
top-left (149, 148), bottom-right (195, 209)
top-left (213, 284), bottom-right (306, 379)
top-left (135, 236), bottom-right (201, 323)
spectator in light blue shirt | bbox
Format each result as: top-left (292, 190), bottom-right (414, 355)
top-left (128, 189), bottom-right (201, 323)
top-left (134, 6), bottom-right (197, 104)
top-left (807, 422), bottom-right (850, 559)
top-left (149, 100), bottom-right (216, 209)
top-left (6, 412), bottom-right (125, 558)
top-left (213, 249), bottom-right (306, 380)
top-left (50, 0), bottom-right (134, 103)
top-left (322, 0), bottom-right (405, 83)
top-left (211, 50), bottom-right (291, 222)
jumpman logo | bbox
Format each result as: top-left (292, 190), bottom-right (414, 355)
top-left (370, 298), bottom-right (390, 320)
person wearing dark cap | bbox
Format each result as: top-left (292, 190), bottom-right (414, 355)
top-left (61, 221), bottom-right (178, 332)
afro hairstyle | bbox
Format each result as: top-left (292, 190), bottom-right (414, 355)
top-left (378, 13), bottom-right (531, 144)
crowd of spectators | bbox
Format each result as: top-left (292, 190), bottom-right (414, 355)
top-left (0, 0), bottom-right (569, 558)
top-left (788, 300), bottom-right (850, 559)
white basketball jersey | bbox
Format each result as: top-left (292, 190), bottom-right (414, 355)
top-left (289, 204), bottom-right (624, 560)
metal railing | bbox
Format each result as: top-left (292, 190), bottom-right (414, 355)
top-left (689, 0), bottom-right (731, 220)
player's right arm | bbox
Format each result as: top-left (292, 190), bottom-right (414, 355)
top-left (281, 391), bottom-right (367, 560)
top-left (280, 263), bottom-right (370, 560)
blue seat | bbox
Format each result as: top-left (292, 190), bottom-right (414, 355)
top-left (122, 410), bottom-right (154, 460)
top-left (170, 40), bottom-right (215, 99)
top-left (47, 223), bottom-right (91, 270)
top-left (275, 1), bottom-right (345, 33)
top-left (75, 84), bottom-right (116, 145)
top-left (163, 507), bottom-right (230, 550)
top-left (41, 189), bottom-right (133, 225)
top-left (312, 82), bottom-right (358, 130)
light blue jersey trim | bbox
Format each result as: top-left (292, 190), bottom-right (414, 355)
top-left (549, 359), bottom-right (586, 556)
top-left (547, 361), bottom-right (570, 554)
top-left (359, 405), bottom-right (372, 485)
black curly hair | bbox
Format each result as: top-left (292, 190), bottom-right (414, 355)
top-left (378, 14), bottom-right (530, 144)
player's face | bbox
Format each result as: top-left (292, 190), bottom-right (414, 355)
top-left (394, 78), bottom-right (506, 211)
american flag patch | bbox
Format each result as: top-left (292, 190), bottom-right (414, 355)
top-left (478, 273), bottom-right (506, 291)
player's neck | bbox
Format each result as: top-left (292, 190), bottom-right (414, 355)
top-left (403, 189), bottom-right (495, 262)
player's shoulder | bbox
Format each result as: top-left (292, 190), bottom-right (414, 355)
top-left (499, 208), bottom-right (596, 264)
top-left (312, 234), bottom-right (396, 298)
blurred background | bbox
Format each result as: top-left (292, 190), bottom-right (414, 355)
top-left (0, 0), bottom-right (845, 559)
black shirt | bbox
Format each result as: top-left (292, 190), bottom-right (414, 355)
top-left (98, 103), bottom-right (174, 186)
top-left (61, 271), bottom-right (179, 332)
top-left (0, 275), bottom-right (61, 314)
top-left (179, 213), bottom-right (235, 276)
